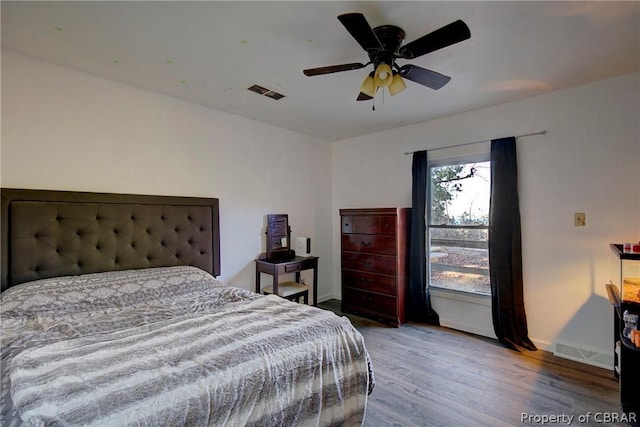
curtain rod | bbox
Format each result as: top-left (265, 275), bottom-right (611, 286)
top-left (403, 130), bottom-right (547, 156)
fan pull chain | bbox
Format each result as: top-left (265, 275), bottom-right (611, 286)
top-left (372, 88), bottom-right (386, 111)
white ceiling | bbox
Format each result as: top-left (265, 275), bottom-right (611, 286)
top-left (2, 1), bottom-right (639, 142)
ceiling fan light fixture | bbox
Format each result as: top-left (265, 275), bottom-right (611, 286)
top-left (359, 74), bottom-right (376, 97)
top-left (374, 63), bottom-right (393, 88)
top-left (303, 13), bottom-right (471, 103)
top-left (389, 72), bottom-right (407, 96)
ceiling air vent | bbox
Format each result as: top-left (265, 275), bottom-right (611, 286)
top-left (247, 84), bottom-right (285, 100)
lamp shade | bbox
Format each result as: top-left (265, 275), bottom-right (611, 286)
top-left (359, 73), bottom-right (376, 97)
top-left (389, 72), bottom-right (407, 96)
top-left (374, 63), bottom-right (393, 88)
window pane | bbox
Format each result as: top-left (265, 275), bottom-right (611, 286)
top-left (430, 162), bottom-right (490, 226)
top-left (429, 160), bottom-right (491, 295)
top-left (430, 228), bottom-right (489, 295)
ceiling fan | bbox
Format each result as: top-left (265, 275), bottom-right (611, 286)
top-left (303, 13), bottom-right (471, 101)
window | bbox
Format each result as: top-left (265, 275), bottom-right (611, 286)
top-left (428, 156), bottom-right (491, 295)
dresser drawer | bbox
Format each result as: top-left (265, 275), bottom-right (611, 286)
top-left (342, 234), bottom-right (396, 255)
top-left (342, 270), bottom-right (396, 295)
top-left (342, 252), bottom-right (396, 276)
top-left (341, 215), bottom-right (353, 234)
top-left (342, 214), bottom-right (397, 235)
top-left (351, 215), bottom-right (379, 234)
top-left (342, 287), bottom-right (398, 317)
top-left (378, 216), bottom-right (396, 235)
top-left (284, 262), bottom-right (303, 272)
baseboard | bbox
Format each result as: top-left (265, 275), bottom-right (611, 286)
top-left (439, 319), bottom-right (497, 340)
top-left (317, 293), bottom-right (334, 304)
top-left (530, 337), bottom-right (553, 352)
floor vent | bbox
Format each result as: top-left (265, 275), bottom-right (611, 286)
top-left (247, 84), bottom-right (285, 100)
top-left (554, 341), bottom-right (613, 369)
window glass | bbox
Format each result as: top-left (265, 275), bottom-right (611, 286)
top-left (428, 160), bottom-right (491, 295)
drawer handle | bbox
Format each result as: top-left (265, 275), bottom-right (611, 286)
top-left (359, 277), bottom-right (373, 283)
top-left (362, 260), bottom-right (372, 266)
top-left (361, 241), bottom-right (371, 246)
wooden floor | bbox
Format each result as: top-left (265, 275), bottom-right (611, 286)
top-left (318, 300), bottom-right (627, 427)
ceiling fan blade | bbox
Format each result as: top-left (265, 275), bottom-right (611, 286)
top-left (399, 20), bottom-right (470, 59)
top-left (399, 64), bottom-right (451, 90)
top-left (357, 92), bottom-right (373, 101)
top-left (337, 13), bottom-right (382, 52)
top-left (303, 62), bottom-right (367, 76)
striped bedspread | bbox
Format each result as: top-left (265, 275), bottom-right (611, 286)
top-left (1, 266), bottom-right (373, 426)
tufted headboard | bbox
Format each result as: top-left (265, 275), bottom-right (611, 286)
top-left (1, 188), bottom-right (221, 292)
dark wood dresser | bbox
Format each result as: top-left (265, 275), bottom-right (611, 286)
top-left (340, 207), bottom-right (410, 326)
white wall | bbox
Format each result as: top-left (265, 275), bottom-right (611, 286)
top-left (0, 50), bottom-right (334, 301)
top-left (3, 48), bottom-right (639, 366)
top-left (332, 72), bottom-right (640, 361)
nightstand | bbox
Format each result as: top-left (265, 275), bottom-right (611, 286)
top-left (255, 255), bottom-right (318, 306)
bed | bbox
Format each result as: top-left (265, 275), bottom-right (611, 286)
top-left (1, 188), bottom-right (373, 426)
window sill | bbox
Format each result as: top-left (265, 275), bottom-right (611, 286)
top-left (430, 287), bottom-right (491, 306)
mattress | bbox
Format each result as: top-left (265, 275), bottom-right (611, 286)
top-left (0, 266), bottom-right (373, 426)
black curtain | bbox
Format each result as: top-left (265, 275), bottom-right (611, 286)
top-left (489, 137), bottom-right (536, 351)
top-left (408, 150), bottom-right (439, 325)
